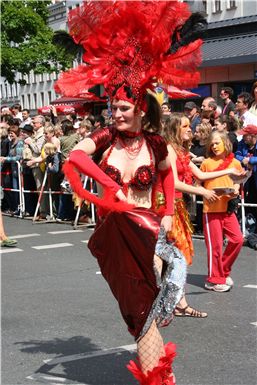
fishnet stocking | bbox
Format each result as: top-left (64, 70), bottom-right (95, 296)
top-left (137, 319), bottom-right (165, 374)
top-left (137, 254), bottom-right (165, 374)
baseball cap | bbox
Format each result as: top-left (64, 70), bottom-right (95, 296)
top-left (184, 101), bottom-right (197, 110)
top-left (21, 124), bottom-right (34, 133)
top-left (238, 125), bottom-right (257, 136)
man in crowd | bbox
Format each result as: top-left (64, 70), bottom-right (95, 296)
top-left (184, 101), bottom-right (201, 133)
top-left (20, 109), bottom-right (32, 128)
top-left (235, 92), bottom-right (257, 127)
top-left (220, 87), bottom-right (235, 117)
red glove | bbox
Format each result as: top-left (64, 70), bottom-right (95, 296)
top-left (160, 167), bottom-right (174, 215)
top-left (68, 150), bottom-right (120, 194)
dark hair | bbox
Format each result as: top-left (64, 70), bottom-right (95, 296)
top-left (94, 114), bottom-right (105, 128)
top-left (142, 93), bottom-right (162, 133)
top-left (215, 115), bottom-right (239, 133)
top-left (11, 103), bottom-right (22, 111)
top-left (22, 108), bottom-right (30, 114)
top-left (61, 119), bottom-right (74, 135)
top-left (221, 87), bottom-right (234, 98)
top-left (237, 92), bottom-right (252, 108)
top-left (201, 110), bottom-right (215, 126)
top-left (8, 125), bottom-right (20, 136)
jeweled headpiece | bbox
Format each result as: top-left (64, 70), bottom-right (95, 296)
top-left (55, 1), bottom-right (207, 109)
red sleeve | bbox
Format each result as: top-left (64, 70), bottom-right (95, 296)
top-left (89, 126), bottom-right (115, 152)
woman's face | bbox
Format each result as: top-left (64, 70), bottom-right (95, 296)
top-left (9, 131), bottom-right (18, 142)
top-left (44, 131), bottom-right (54, 142)
top-left (254, 86), bottom-right (257, 101)
top-left (180, 117), bottom-right (191, 141)
top-left (214, 120), bottom-right (226, 132)
top-left (111, 99), bottom-right (142, 132)
top-left (210, 134), bottom-right (225, 156)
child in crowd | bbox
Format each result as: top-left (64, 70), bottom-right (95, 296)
top-left (200, 131), bottom-right (244, 292)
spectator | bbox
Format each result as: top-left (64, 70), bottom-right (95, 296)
top-left (20, 124), bottom-right (37, 216)
top-left (201, 110), bottom-right (215, 127)
top-left (11, 103), bottom-right (23, 120)
top-left (0, 124), bottom-right (24, 214)
top-left (235, 92), bottom-right (257, 127)
top-left (235, 125), bottom-right (257, 229)
top-left (249, 81), bottom-right (257, 117)
top-left (78, 119), bottom-right (93, 139)
top-left (93, 114), bottom-right (105, 130)
top-left (190, 122), bottom-right (212, 165)
top-left (25, 116), bottom-right (47, 219)
top-left (161, 102), bottom-right (172, 116)
top-left (184, 101), bottom-right (201, 133)
top-left (201, 97), bottom-right (217, 112)
top-left (20, 109), bottom-right (32, 128)
top-left (0, 124), bottom-right (11, 212)
top-left (214, 115), bottom-right (239, 153)
top-left (220, 87), bottom-right (235, 117)
top-left (201, 131), bottom-right (244, 292)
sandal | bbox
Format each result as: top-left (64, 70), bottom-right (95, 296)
top-left (174, 305), bottom-right (208, 318)
top-left (1, 238), bottom-right (18, 247)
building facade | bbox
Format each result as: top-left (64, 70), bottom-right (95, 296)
top-left (1, 0), bottom-right (256, 111)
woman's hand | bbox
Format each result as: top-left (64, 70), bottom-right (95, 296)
top-left (161, 215), bottom-right (173, 233)
top-left (26, 159), bottom-right (35, 167)
top-left (201, 187), bottom-right (219, 202)
top-left (229, 167), bottom-right (246, 176)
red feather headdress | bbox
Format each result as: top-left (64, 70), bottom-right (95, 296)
top-left (55, 0), bottom-right (206, 102)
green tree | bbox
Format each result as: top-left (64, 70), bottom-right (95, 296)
top-left (1, 0), bottom-right (75, 84)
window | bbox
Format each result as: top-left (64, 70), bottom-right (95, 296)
top-left (213, 0), bottom-right (221, 12)
top-left (34, 94), bottom-right (37, 109)
top-left (227, 0), bottom-right (236, 9)
top-left (27, 94), bottom-right (31, 109)
top-left (48, 91), bottom-right (52, 104)
top-left (41, 92), bottom-right (44, 106)
top-left (202, 0), bottom-right (207, 14)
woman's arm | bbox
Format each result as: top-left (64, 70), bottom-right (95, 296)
top-left (167, 145), bottom-right (217, 201)
top-left (190, 160), bottom-right (240, 181)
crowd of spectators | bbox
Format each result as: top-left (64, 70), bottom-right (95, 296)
top-left (1, 81), bottom-right (257, 248)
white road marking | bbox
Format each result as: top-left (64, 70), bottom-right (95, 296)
top-left (243, 285), bottom-right (257, 289)
top-left (43, 343), bottom-right (136, 365)
top-left (250, 322), bottom-right (257, 327)
top-left (32, 243), bottom-right (73, 250)
top-left (0, 248), bottom-right (23, 254)
top-left (26, 373), bottom-right (86, 384)
top-left (48, 230), bottom-right (83, 235)
top-left (81, 240), bottom-right (89, 244)
top-left (9, 233), bottom-right (40, 239)
top-left (96, 271), bottom-right (101, 275)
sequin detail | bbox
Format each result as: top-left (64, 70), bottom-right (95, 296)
top-left (140, 227), bottom-right (187, 338)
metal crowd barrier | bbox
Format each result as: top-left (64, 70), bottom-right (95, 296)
top-left (1, 160), bottom-right (257, 236)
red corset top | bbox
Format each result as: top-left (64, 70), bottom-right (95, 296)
top-left (99, 137), bottom-right (157, 193)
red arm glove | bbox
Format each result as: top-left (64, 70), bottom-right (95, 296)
top-left (160, 167), bottom-right (175, 215)
top-left (68, 149), bottom-right (120, 194)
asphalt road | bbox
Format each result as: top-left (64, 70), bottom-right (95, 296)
top-left (1, 216), bottom-right (257, 385)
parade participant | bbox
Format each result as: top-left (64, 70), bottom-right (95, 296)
top-left (55, 2), bottom-right (207, 383)
top-left (162, 114), bottom-right (243, 312)
top-left (201, 132), bottom-right (244, 292)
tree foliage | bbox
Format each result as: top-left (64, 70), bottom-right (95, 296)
top-left (1, 0), bottom-right (75, 84)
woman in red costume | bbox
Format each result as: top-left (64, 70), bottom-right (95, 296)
top-left (54, 1), bottom-right (208, 383)
top-left (162, 114), bottom-right (243, 315)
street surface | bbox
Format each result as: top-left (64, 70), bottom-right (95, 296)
top-left (1, 216), bottom-right (257, 385)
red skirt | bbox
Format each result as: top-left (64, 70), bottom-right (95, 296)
top-left (88, 208), bottom-right (161, 340)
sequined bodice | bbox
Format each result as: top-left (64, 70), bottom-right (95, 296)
top-left (99, 136), bottom-right (157, 192)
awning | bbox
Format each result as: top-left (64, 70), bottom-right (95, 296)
top-left (202, 33), bottom-right (257, 67)
top-left (51, 95), bottom-right (107, 105)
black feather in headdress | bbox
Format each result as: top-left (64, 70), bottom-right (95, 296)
top-left (168, 12), bottom-right (207, 54)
